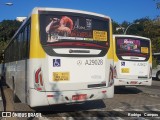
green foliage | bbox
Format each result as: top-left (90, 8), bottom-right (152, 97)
top-left (152, 57), bottom-right (159, 69)
top-left (0, 17), bottom-right (160, 63)
top-left (0, 20), bottom-right (21, 63)
top-left (112, 16), bottom-right (160, 54)
top-left (143, 17), bottom-right (160, 53)
top-left (0, 20), bottom-right (21, 42)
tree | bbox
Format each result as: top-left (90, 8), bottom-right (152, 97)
top-left (112, 20), bottom-right (119, 34)
top-left (0, 20), bottom-right (21, 63)
top-left (154, 0), bottom-right (160, 9)
top-left (112, 20), bottom-right (129, 34)
top-left (112, 17), bottom-right (160, 54)
top-left (0, 20), bottom-right (21, 42)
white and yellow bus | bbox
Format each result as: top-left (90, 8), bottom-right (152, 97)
top-left (2, 7), bottom-right (114, 107)
top-left (152, 53), bottom-right (160, 80)
top-left (113, 34), bottom-right (152, 86)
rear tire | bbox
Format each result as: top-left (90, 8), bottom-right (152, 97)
top-left (156, 71), bottom-right (160, 81)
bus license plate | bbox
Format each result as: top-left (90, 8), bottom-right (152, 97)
top-left (53, 72), bottom-right (70, 81)
top-left (121, 68), bottom-right (129, 73)
top-left (130, 81), bottom-right (138, 84)
top-left (72, 94), bottom-right (87, 100)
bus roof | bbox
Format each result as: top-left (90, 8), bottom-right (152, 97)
top-left (4, 7), bottom-right (111, 52)
top-left (113, 34), bottom-right (150, 41)
top-left (30, 7), bottom-right (110, 19)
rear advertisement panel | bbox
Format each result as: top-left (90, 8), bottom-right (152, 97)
top-left (39, 11), bottom-right (109, 46)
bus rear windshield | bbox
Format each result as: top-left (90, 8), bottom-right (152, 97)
top-left (39, 11), bottom-right (110, 49)
top-left (116, 37), bottom-right (150, 61)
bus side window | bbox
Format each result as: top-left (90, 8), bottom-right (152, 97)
top-left (23, 27), bottom-right (27, 59)
top-left (27, 23), bottom-right (31, 58)
top-left (153, 55), bottom-right (160, 65)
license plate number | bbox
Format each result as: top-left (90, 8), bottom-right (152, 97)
top-left (130, 81), bottom-right (138, 84)
top-left (72, 94), bottom-right (87, 100)
top-left (121, 68), bottom-right (129, 73)
top-left (53, 72), bottom-right (69, 81)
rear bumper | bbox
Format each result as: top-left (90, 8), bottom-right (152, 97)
top-left (114, 78), bottom-right (152, 86)
top-left (28, 85), bottom-right (114, 107)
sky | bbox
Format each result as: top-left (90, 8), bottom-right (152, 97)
top-left (0, 0), bottom-right (159, 23)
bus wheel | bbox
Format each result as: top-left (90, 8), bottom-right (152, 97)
top-left (156, 71), bottom-right (160, 81)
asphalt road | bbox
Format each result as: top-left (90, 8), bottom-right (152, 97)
top-left (0, 78), bottom-right (160, 120)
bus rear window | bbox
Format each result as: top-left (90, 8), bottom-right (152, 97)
top-left (39, 11), bottom-right (110, 48)
top-left (116, 37), bottom-right (150, 61)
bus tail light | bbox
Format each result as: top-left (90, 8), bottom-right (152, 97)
top-left (102, 90), bottom-right (106, 93)
top-left (35, 68), bottom-right (41, 83)
top-left (39, 74), bottom-right (43, 86)
top-left (108, 65), bottom-right (114, 87)
top-left (113, 66), bottom-right (117, 78)
top-left (149, 67), bottom-right (152, 78)
top-left (35, 67), bottom-right (45, 91)
top-left (47, 95), bottom-right (54, 97)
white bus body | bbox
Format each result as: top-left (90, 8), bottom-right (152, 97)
top-left (152, 53), bottom-right (160, 80)
top-left (113, 35), bottom-right (152, 86)
top-left (4, 7), bottom-right (114, 107)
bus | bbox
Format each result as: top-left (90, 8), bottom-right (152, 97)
top-left (152, 53), bottom-right (160, 80)
top-left (113, 34), bottom-right (152, 86)
top-left (2, 7), bottom-right (114, 107)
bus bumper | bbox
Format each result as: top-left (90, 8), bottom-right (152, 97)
top-left (46, 86), bottom-right (114, 106)
top-left (28, 85), bottom-right (114, 107)
top-left (114, 78), bottom-right (152, 86)
top-left (29, 89), bottom-right (49, 107)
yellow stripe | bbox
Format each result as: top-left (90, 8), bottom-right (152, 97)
top-left (149, 42), bottom-right (152, 63)
top-left (107, 21), bottom-right (113, 59)
top-left (113, 36), bottom-right (119, 62)
top-left (30, 14), bottom-right (46, 58)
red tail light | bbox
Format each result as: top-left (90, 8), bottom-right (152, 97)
top-left (47, 95), bottom-right (54, 97)
top-left (149, 67), bottom-right (152, 78)
top-left (113, 66), bottom-right (117, 78)
top-left (35, 68), bottom-right (41, 83)
top-left (35, 67), bottom-right (44, 91)
top-left (108, 65), bottom-right (114, 87)
top-left (39, 74), bottom-right (43, 86)
top-left (102, 90), bottom-right (107, 93)
top-left (36, 87), bottom-right (42, 91)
